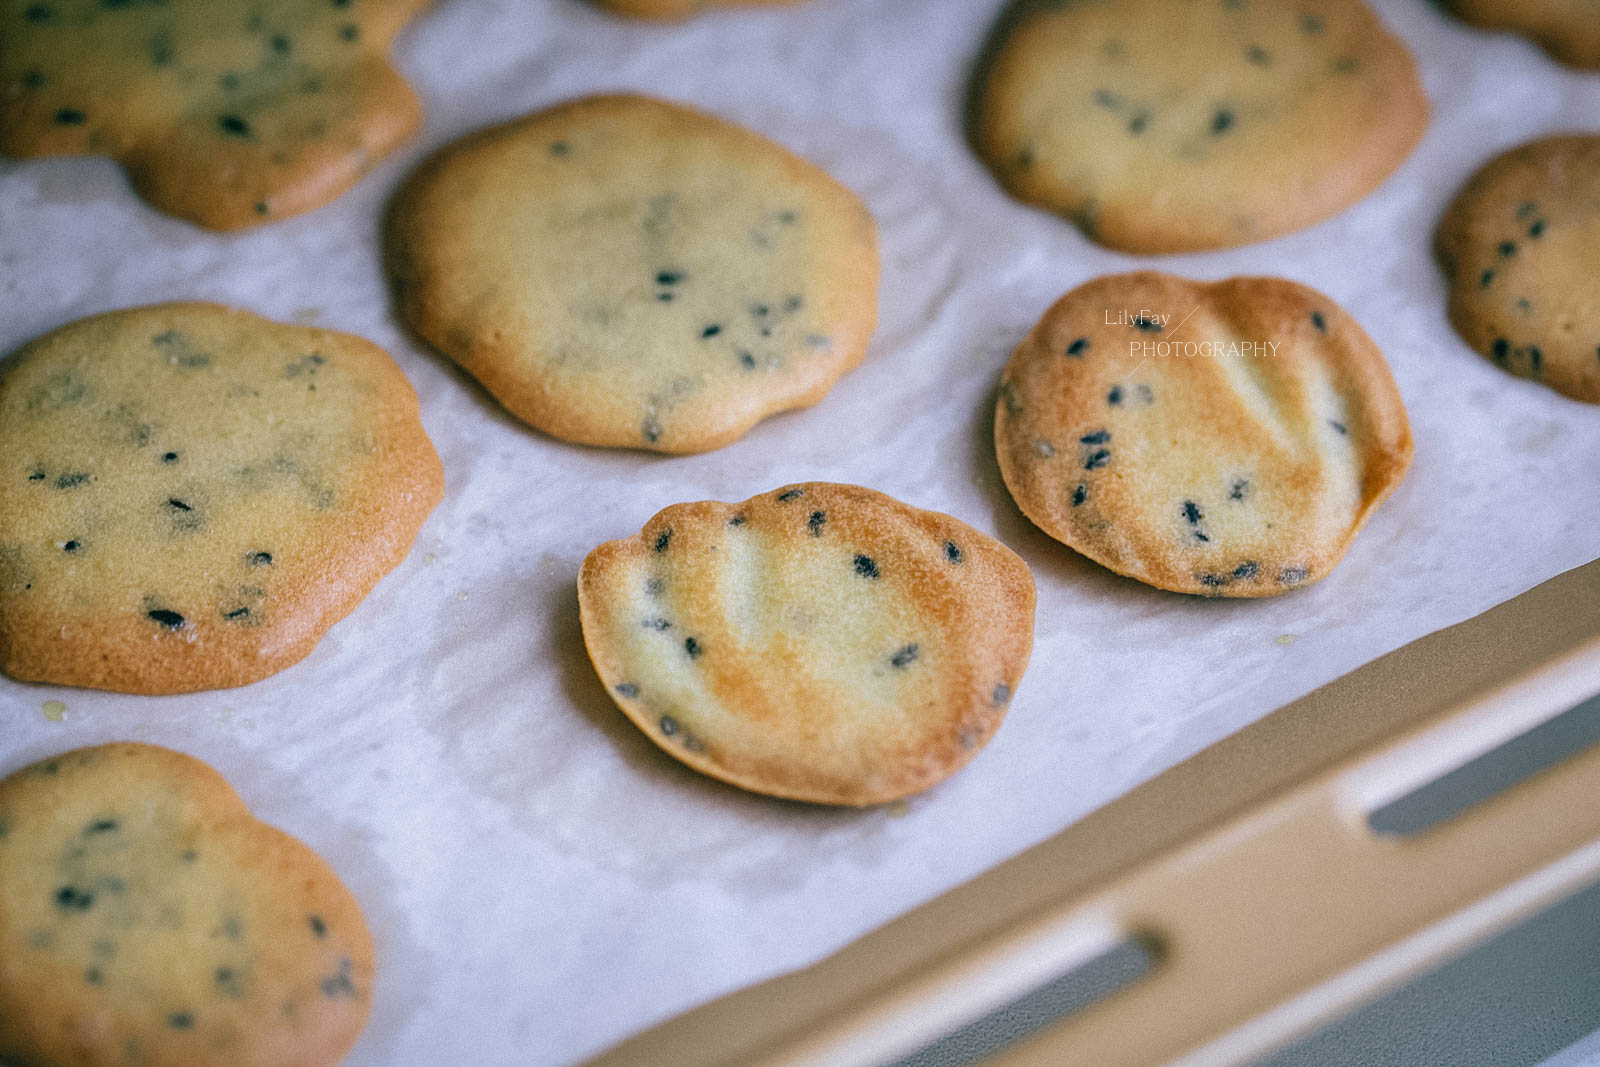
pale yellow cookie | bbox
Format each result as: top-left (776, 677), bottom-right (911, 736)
top-left (995, 272), bottom-right (1412, 596)
top-left (1436, 135), bottom-right (1600, 404)
top-left (972, 0), bottom-right (1428, 252)
top-left (0, 303), bottom-right (443, 694)
top-left (0, 743), bottom-right (374, 1067)
top-left (579, 483), bottom-right (1036, 805)
top-left (387, 93), bottom-right (880, 454)
top-left (0, 0), bottom-right (428, 229)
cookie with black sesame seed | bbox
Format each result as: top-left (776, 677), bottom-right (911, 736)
top-left (995, 272), bottom-right (1412, 597)
top-left (971, 0), bottom-right (1427, 252)
top-left (1441, 0), bottom-right (1600, 69)
top-left (0, 303), bottom-right (442, 694)
top-left (0, 0), bottom-right (428, 229)
top-left (386, 93), bottom-right (880, 454)
top-left (1436, 135), bottom-right (1600, 404)
top-left (578, 483), bottom-right (1035, 805)
top-left (593, 0), bottom-right (806, 18)
top-left (0, 743), bottom-right (374, 1067)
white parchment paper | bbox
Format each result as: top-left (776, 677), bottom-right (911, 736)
top-left (2, 1), bottom-right (1599, 1063)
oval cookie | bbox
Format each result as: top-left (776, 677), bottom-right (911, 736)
top-left (1442, 0), bottom-right (1600, 69)
top-left (594, 0), bottom-right (806, 18)
top-left (0, 303), bottom-right (443, 694)
top-left (387, 93), bottom-right (880, 454)
top-left (1436, 135), bottom-right (1600, 404)
top-left (0, 0), bottom-right (428, 230)
top-left (972, 0), bottom-right (1428, 252)
top-left (578, 483), bottom-right (1035, 805)
top-left (0, 743), bottom-right (373, 1067)
top-left (995, 273), bottom-right (1412, 596)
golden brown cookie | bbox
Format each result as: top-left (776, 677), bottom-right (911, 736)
top-left (1436, 134), bottom-right (1600, 404)
top-left (593, 0), bottom-right (805, 18)
top-left (1442, 0), bottom-right (1600, 69)
top-left (578, 483), bottom-right (1036, 805)
top-left (0, 0), bottom-right (429, 230)
top-left (387, 93), bottom-right (880, 454)
top-left (0, 743), bottom-right (374, 1067)
top-left (995, 272), bottom-right (1412, 596)
top-left (0, 302), bottom-right (443, 694)
top-left (971, 0), bottom-right (1428, 252)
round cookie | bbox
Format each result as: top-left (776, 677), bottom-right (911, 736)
top-left (578, 483), bottom-right (1035, 806)
top-left (0, 0), bottom-right (429, 230)
top-left (1436, 135), bottom-right (1600, 404)
top-left (995, 272), bottom-right (1412, 597)
top-left (0, 743), bottom-right (374, 1067)
top-left (593, 0), bottom-right (805, 19)
top-left (971, 0), bottom-right (1428, 253)
top-left (0, 302), bottom-right (443, 694)
top-left (387, 93), bottom-right (880, 454)
top-left (1442, 0), bottom-right (1600, 69)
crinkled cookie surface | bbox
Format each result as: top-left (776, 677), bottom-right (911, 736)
top-left (995, 272), bottom-right (1412, 596)
top-left (579, 483), bottom-right (1035, 805)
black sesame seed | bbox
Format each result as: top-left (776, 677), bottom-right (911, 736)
top-left (24, 4), bottom-right (53, 22)
top-left (85, 967), bottom-right (103, 985)
top-left (1246, 44), bottom-right (1271, 65)
top-left (614, 683), bottom-right (639, 698)
top-left (1080, 429), bottom-right (1110, 445)
top-left (166, 498), bottom-right (192, 512)
top-left (642, 417), bottom-right (662, 443)
top-left (738, 351), bottom-right (757, 369)
top-left (338, 23), bottom-right (359, 41)
top-left (776, 488), bottom-right (804, 502)
top-left (808, 511), bottom-right (826, 536)
top-left (270, 33), bottom-right (291, 55)
top-left (1108, 386), bottom-right (1123, 405)
top-left (642, 617), bottom-right (671, 631)
top-left (55, 887), bottom-right (94, 910)
top-left (890, 643), bottom-right (919, 668)
top-left (659, 715), bottom-right (678, 736)
top-left (1329, 419), bottom-right (1348, 434)
top-left (309, 915), bottom-right (327, 938)
top-left (656, 271), bottom-right (681, 285)
top-left (162, 451), bottom-right (179, 463)
top-left (1183, 500), bottom-right (1203, 524)
top-left (223, 607), bottom-right (250, 621)
top-left (1480, 268), bottom-right (1496, 289)
top-left (1233, 561), bottom-right (1259, 580)
top-left (254, 201), bottom-right (269, 215)
top-left (1311, 311), bottom-right (1327, 332)
top-left (147, 609), bottom-right (185, 629)
top-left (684, 637), bottom-right (702, 659)
top-left (1498, 241), bottom-right (1516, 257)
top-left (218, 114), bottom-right (250, 137)
top-left (700, 324), bottom-right (722, 339)
top-left (785, 294), bottom-right (803, 312)
top-left (1211, 108), bottom-right (1235, 135)
top-left (1072, 483), bottom-right (1088, 507)
top-left (1492, 338), bottom-right (1510, 362)
top-left (945, 541), bottom-right (963, 564)
top-left (28, 470), bottom-right (45, 482)
top-left (1093, 88), bottom-right (1122, 109)
top-left (1066, 337), bottom-right (1089, 356)
top-left (654, 529), bottom-right (672, 553)
top-left (168, 1012), bottom-right (195, 1030)
top-left (1133, 315), bottom-right (1162, 332)
top-left (22, 70), bottom-right (46, 89)
top-left (1302, 14), bottom-right (1324, 34)
top-left (85, 818), bottom-right (117, 834)
top-left (1199, 574), bottom-right (1228, 588)
top-left (56, 472), bottom-right (90, 489)
top-left (549, 141), bottom-right (571, 156)
top-left (1128, 113), bottom-right (1149, 135)
top-left (728, 514), bottom-right (746, 526)
top-left (854, 554), bottom-right (880, 579)
top-left (63, 540), bottom-right (80, 553)
top-left (55, 108), bottom-right (86, 125)
top-left (1529, 347), bottom-right (1543, 374)
top-left (1084, 449), bottom-right (1111, 470)
top-left (1529, 219), bottom-right (1546, 238)
top-left (247, 552), bottom-right (272, 566)
top-left (993, 683), bottom-right (1011, 706)
top-left (1229, 478), bottom-right (1249, 500)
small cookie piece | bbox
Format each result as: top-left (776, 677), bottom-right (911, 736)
top-left (593, 0), bottom-right (805, 19)
top-left (1442, 0), bottom-right (1600, 69)
top-left (388, 93), bottom-right (879, 454)
top-left (0, 744), bottom-right (373, 1067)
top-left (1436, 135), bottom-right (1600, 404)
top-left (578, 483), bottom-right (1035, 805)
top-left (995, 272), bottom-right (1412, 596)
top-left (0, 303), bottom-right (443, 694)
top-left (971, 0), bottom-right (1427, 252)
top-left (0, 0), bottom-right (428, 229)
